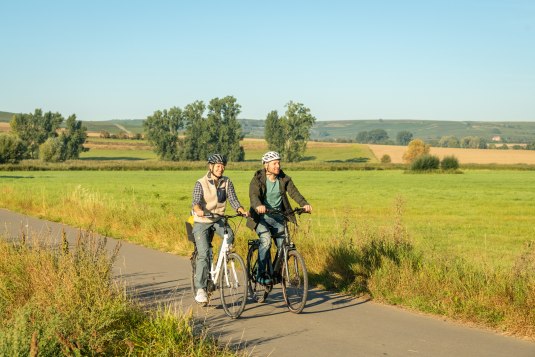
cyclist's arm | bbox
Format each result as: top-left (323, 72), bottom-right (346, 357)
top-left (226, 180), bottom-right (249, 217)
top-left (286, 179), bottom-right (311, 212)
top-left (191, 182), bottom-right (205, 217)
top-left (249, 176), bottom-right (264, 213)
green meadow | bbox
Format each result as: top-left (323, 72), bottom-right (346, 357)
top-left (1, 169), bottom-right (534, 337)
top-left (1, 169), bottom-right (533, 265)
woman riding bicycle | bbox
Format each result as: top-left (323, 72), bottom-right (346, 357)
top-left (191, 153), bottom-right (249, 305)
top-left (248, 151), bottom-right (312, 285)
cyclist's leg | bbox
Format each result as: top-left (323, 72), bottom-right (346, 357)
top-left (255, 219), bottom-right (272, 280)
top-left (269, 216), bottom-right (286, 277)
top-left (193, 222), bottom-right (213, 292)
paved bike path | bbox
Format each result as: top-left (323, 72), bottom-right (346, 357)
top-left (1, 208), bottom-right (533, 357)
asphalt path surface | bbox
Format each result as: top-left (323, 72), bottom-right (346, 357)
top-left (1, 208), bottom-right (534, 356)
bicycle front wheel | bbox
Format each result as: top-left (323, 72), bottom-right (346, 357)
top-left (281, 249), bottom-right (308, 313)
top-left (219, 252), bottom-right (247, 318)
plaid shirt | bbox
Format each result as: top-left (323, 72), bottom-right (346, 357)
top-left (191, 174), bottom-right (242, 211)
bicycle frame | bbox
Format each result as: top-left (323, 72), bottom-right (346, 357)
top-left (247, 207), bottom-right (309, 313)
top-left (190, 213), bottom-right (248, 318)
top-left (210, 228), bottom-right (231, 286)
top-left (201, 213), bottom-right (236, 289)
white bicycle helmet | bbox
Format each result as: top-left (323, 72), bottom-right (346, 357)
top-left (262, 151), bottom-right (281, 164)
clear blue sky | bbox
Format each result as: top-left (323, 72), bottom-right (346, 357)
top-left (1, 0), bottom-right (534, 121)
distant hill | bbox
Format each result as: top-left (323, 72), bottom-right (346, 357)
top-left (242, 118), bottom-right (535, 143)
top-left (0, 111), bottom-right (14, 122)
top-left (2, 110), bottom-right (535, 142)
top-left (311, 119), bottom-right (535, 143)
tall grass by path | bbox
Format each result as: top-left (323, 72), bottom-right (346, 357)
top-left (0, 234), bottom-right (240, 356)
top-left (1, 169), bottom-right (535, 338)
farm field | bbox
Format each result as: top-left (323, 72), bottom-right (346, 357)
top-left (368, 144), bottom-right (535, 164)
top-left (78, 138), bottom-right (378, 163)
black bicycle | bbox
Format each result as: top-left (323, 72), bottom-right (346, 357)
top-left (189, 213), bottom-right (248, 319)
top-left (246, 207), bottom-right (309, 314)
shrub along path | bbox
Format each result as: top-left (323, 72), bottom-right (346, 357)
top-left (1, 208), bottom-right (533, 356)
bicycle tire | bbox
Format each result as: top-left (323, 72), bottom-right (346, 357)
top-left (281, 249), bottom-right (308, 313)
top-left (219, 252), bottom-right (248, 318)
top-left (246, 243), bottom-right (270, 303)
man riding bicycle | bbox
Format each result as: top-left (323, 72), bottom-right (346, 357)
top-left (248, 151), bottom-right (312, 285)
top-left (191, 153), bottom-right (249, 304)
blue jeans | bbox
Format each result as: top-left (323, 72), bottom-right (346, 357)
top-left (193, 220), bottom-right (235, 290)
top-left (255, 214), bottom-right (286, 277)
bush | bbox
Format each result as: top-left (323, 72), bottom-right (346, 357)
top-left (39, 137), bottom-right (65, 162)
top-left (402, 139), bottom-right (430, 163)
top-left (380, 154), bottom-right (391, 163)
top-left (410, 154), bottom-right (440, 171)
top-left (0, 135), bottom-right (25, 164)
top-left (440, 155), bottom-right (459, 170)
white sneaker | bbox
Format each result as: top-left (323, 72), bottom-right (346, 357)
top-left (195, 289), bottom-right (208, 304)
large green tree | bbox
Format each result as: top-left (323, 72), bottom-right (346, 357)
top-left (62, 114), bottom-right (88, 160)
top-left (143, 107), bottom-right (184, 160)
top-left (265, 101), bottom-right (316, 162)
top-left (10, 109), bottom-right (63, 158)
top-left (144, 97), bottom-right (245, 162)
top-left (264, 110), bottom-right (285, 154)
top-left (180, 101), bottom-right (207, 161)
top-left (205, 96), bottom-right (244, 162)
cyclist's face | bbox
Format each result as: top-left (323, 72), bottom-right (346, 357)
top-left (265, 160), bottom-right (280, 175)
top-left (210, 163), bottom-right (225, 177)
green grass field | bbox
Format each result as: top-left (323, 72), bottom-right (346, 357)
top-left (1, 169), bottom-right (533, 266)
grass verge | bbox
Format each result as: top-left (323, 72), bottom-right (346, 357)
top-left (310, 198), bottom-right (535, 339)
top-left (0, 233), bottom-right (239, 356)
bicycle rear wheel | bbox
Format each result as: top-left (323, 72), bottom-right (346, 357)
top-left (281, 249), bottom-right (308, 313)
top-left (219, 252), bottom-right (247, 318)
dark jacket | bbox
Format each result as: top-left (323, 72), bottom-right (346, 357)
top-left (247, 168), bottom-right (309, 229)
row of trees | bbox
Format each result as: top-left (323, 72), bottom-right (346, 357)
top-left (437, 136), bottom-right (488, 149)
top-left (144, 97), bottom-right (317, 163)
top-left (0, 109), bottom-right (87, 163)
top-left (356, 129), bottom-right (414, 146)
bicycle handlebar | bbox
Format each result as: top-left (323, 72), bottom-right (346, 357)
top-left (264, 207), bottom-right (310, 216)
top-left (203, 212), bottom-right (245, 219)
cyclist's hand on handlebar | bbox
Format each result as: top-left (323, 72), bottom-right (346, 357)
top-left (237, 207), bottom-right (250, 218)
top-left (194, 208), bottom-right (204, 217)
top-left (302, 205), bottom-right (312, 213)
top-left (256, 205), bottom-right (267, 214)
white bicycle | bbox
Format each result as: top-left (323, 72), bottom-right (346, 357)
top-left (189, 213), bottom-right (248, 319)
